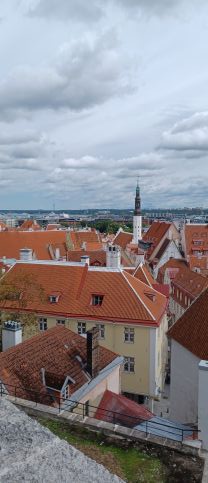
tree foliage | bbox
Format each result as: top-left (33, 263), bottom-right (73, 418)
top-left (0, 271), bottom-right (45, 333)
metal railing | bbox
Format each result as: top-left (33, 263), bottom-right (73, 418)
top-left (0, 381), bottom-right (198, 443)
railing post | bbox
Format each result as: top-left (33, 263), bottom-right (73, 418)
top-left (146, 420), bottom-right (148, 437)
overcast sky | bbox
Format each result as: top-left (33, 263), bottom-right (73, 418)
top-left (0, 0), bottom-right (208, 210)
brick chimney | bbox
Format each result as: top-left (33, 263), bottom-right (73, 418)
top-left (86, 327), bottom-right (99, 378)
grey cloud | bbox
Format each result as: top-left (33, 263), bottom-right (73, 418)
top-left (0, 33), bottom-right (131, 117)
top-left (29, 0), bottom-right (103, 22)
top-left (159, 111), bottom-right (208, 152)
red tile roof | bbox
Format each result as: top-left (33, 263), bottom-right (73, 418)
top-left (0, 230), bottom-right (102, 260)
top-left (172, 266), bottom-right (208, 299)
top-left (168, 286), bottom-right (208, 359)
top-left (19, 220), bottom-right (41, 231)
top-left (157, 258), bottom-right (187, 284)
top-left (0, 231), bottom-right (67, 260)
top-left (67, 250), bottom-right (107, 266)
top-left (70, 230), bottom-right (102, 250)
top-left (0, 326), bottom-right (117, 402)
top-left (113, 231), bottom-right (133, 250)
top-left (0, 262), bottom-right (167, 326)
top-left (143, 222), bottom-right (172, 257)
top-left (95, 390), bottom-right (153, 425)
top-left (133, 263), bottom-right (155, 287)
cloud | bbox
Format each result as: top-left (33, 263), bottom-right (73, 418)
top-left (0, 129), bottom-right (48, 172)
top-left (29, 0), bottom-right (103, 22)
top-left (28, 0), bottom-right (193, 22)
top-left (0, 32), bottom-right (132, 118)
top-left (159, 111), bottom-right (208, 152)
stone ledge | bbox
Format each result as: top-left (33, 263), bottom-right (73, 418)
top-left (5, 395), bottom-right (201, 457)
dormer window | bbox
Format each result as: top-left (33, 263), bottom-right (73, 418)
top-left (49, 295), bottom-right (59, 303)
top-left (91, 294), bottom-right (104, 306)
top-left (144, 292), bottom-right (156, 302)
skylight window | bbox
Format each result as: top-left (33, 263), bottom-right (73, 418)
top-left (91, 294), bottom-right (104, 306)
top-left (49, 295), bottom-right (59, 303)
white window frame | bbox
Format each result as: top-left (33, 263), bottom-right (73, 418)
top-left (124, 356), bottom-right (135, 373)
top-left (56, 319), bottom-right (65, 326)
top-left (96, 323), bottom-right (105, 339)
top-left (64, 385), bottom-right (69, 400)
top-left (39, 318), bottom-right (47, 331)
top-left (49, 295), bottom-right (59, 303)
top-left (124, 327), bottom-right (134, 343)
top-left (77, 322), bottom-right (86, 335)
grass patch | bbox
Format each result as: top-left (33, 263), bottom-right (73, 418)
top-left (38, 418), bottom-right (167, 482)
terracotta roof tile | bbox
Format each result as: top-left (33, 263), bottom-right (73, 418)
top-left (143, 222), bottom-right (172, 257)
top-left (157, 258), bottom-right (187, 283)
top-left (0, 262), bottom-right (167, 326)
top-left (133, 263), bottom-right (155, 287)
top-left (168, 286), bottom-right (208, 359)
top-left (172, 266), bottom-right (208, 298)
top-left (0, 326), bottom-right (117, 402)
top-left (113, 231), bottom-right (133, 250)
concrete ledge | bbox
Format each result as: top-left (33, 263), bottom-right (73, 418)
top-left (5, 395), bottom-right (201, 457)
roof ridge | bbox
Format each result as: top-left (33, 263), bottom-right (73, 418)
top-left (121, 270), bottom-right (155, 321)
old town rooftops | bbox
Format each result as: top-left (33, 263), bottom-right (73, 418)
top-left (0, 261), bottom-right (167, 326)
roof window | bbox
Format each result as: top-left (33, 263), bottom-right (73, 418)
top-left (49, 294), bottom-right (60, 303)
top-left (91, 294), bottom-right (104, 306)
top-left (144, 292), bottom-right (156, 302)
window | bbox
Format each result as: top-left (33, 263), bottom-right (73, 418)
top-left (124, 327), bottom-right (134, 343)
top-left (56, 319), bottom-right (65, 326)
top-left (39, 318), bottom-right (47, 331)
top-left (85, 400), bottom-right (90, 417)
top-left (124, 357), bottom-right (135, 373)
top-left (91, 294), bottom-right (104, 306)
top-left (49, 295), bottom-right (59, 303)
top-left (96, 324), bottom-right (105, 339)
top-left (77, 322), bottom-right (86, 335)
top-left (64, 385), bottom-right (69, 400)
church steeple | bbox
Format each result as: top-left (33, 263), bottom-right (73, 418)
top-left (132, 179), bottom-right (142, 244)
top-left (134, 178), bottom-right (141, 216)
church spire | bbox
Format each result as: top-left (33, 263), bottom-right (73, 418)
top-left (132, 178), bottom-right (142, 244)
top-left (134, 178), bottom-right (141, 216)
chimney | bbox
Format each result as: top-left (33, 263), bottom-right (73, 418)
top-left (81, 241), bottom-right (87, 251)
top-left (81, 255), bottom-right (90, 266)
top-left (2, 321), bottom-right (22, 351)
top-left (55, 247), bottom-right (60, 260)
top-left (19, 248), bottom-right (33, 261)
top-left (86, 327), bottom-right (99, 378)
top-left (106, 244), bottom-right (121, 268)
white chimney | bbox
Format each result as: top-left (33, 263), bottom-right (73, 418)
top-left (2, 321), bottom-right (22, 351)
top-left (55, 248), bottom-right (60, 260)
top-left (19, 248), bottom-right (33, 261)
top-left (106, 244), bottom-right (121, 268)
top-left (81, 255), bottom-right (90, 266)
top-left (81, 242), bottom-right (87, 251)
